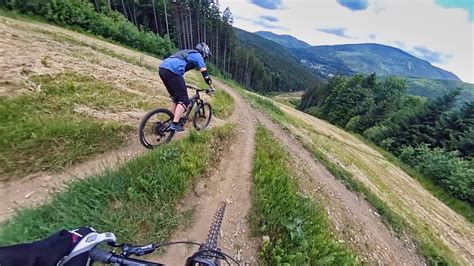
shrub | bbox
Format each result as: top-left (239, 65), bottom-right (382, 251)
top-left (399, 144), bottom-right (474, 202)
top-left (363, 125), bottom-right (389, 144)
top-left (345, 115), bottom-right (361, 132)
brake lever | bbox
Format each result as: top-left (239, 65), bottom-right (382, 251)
top-left (208, 87), bottom-right (216, 96)
top-left (121, 243), bottom-right (157, 257)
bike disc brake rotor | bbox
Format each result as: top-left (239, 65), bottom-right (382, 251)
top-left (198, 108), bottom-right (207, 119)
top-left (152, 121), bottom-right (171, 138)
top-left (152, 122), bottom-right (164, 135)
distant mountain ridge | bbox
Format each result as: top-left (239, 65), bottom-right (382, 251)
top-left (236, 29), bottom-right (472, 104)
top-left (291, 43), bottom-right (460, 81)
top-left (255, 32), bottom-right (460, 81)
top-left (254, 31), bottom-right (311, 49)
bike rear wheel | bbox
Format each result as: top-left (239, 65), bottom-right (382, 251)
top-left (193, 102), bottom-right (212, 131)
top-left (138, 108), bottom-right (175, 149)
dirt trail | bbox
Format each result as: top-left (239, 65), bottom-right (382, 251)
top-left (0, 110), bottom-right (227, 224)
top-left (156, 82), bottom-right (427, 265)
top-left (155, 81), bottom-right (259, 265)
top-left (255, 112), bottom-right (424, 264)
top-left (0, 141), bottom-right (142, 222)
top-left (277, 103), bottom-right (474, 264)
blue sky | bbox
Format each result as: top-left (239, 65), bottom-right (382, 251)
top-left (249, 0), bottom-right (282, 10)
top-left (219, 0), bottom-right (474, 83)
top-left (336, 0), bottom-right (369, 11)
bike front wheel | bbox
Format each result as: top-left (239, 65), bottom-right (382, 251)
top-left (138, 108), bottom-right (175, 149)
top-left (193, 102), bottom-right (212, 131)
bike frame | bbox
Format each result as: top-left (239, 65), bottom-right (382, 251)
top-left (181, 89), bottom-right (204, 123)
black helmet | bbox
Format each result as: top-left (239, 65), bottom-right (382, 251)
top-left (195, 42), bottom-right (211, 59)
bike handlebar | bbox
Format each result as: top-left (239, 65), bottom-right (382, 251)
top-left (90, 248), bottom-right (163, 266)
top-left (186, 84), bottom-right (214, 93)
top-left (86, 202), bottom-right (234, 266)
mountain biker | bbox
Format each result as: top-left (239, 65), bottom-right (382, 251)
top-left (159, 42), bottom-right (213, 132)
top-left (0, 226), bottom-right (96, 266)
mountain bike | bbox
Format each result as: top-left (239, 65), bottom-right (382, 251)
top-left (138, 84), bottom-right (214, 149)
top-left (59, 202), bottom-right (236, 265)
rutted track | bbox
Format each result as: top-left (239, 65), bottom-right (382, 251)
top-left (155, 81), bottom-right (259, 264)
top-left (254, 111), bottom-right (423, 264)
top-left (156, 81), bottom-right (425, 265)
top-left (278, 102), bottom-right (474, 264)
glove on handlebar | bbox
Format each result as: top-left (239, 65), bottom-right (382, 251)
top-left (0, 226), bottom-right (95, 266)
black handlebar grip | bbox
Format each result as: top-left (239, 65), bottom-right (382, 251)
top-left (90, 248), bottom-right (113, 263)
top-left (90, 247), bottom-right (164, 266)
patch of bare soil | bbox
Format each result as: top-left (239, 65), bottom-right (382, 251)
top-left (154, 81), bottom-right (259, 265)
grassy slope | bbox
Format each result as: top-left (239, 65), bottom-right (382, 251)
top-left (352, 134), bottom-right (474, 224)
top-left (251, 125), bottom-right (354, 265)
top-left (0, 12), bottom-right (237, 250)
top-left (0, 14), bottom-right (235, 180)
top-left (273, 89), bottom-right (473, 223)
top-left (0, 125), bottom-right (234, 245)
top-left (0, 72), bottom-right (156, 180)
top-left (240, 89), bottom-right (465, 265)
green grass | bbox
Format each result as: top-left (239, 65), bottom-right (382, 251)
top-left (0, 72), bottom-right (160, 179)
top-left (245, 92), bottom-right (405, 231)
top-left (298, 128), bottom-right (456, 265)
top-left (212, 89), bottom-right (234, 119)
top-left (250, 125), bottom-right (355, 265)
top-left (0, 124), bottom-right (234, 245)
top-left (241, 92), bottom-right (285, 121)
top-left (242, 93), bottom-right (457, 265)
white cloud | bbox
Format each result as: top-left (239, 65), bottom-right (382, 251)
top-left (219, 0), bottom-right (474, 83)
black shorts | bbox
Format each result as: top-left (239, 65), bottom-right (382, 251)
top-left (159, 67), bottom-right (189, 106)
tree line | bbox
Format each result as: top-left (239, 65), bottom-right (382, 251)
top-left (0, 0), bottom-right (313, 92)
top-left (299, 74), bottom-right (473, 203)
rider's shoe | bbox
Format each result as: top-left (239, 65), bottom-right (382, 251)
top-left (170, 122), bottom-right (184, 132)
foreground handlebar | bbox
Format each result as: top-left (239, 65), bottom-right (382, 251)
top-left (90, 248), bottom-right (163, 266)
